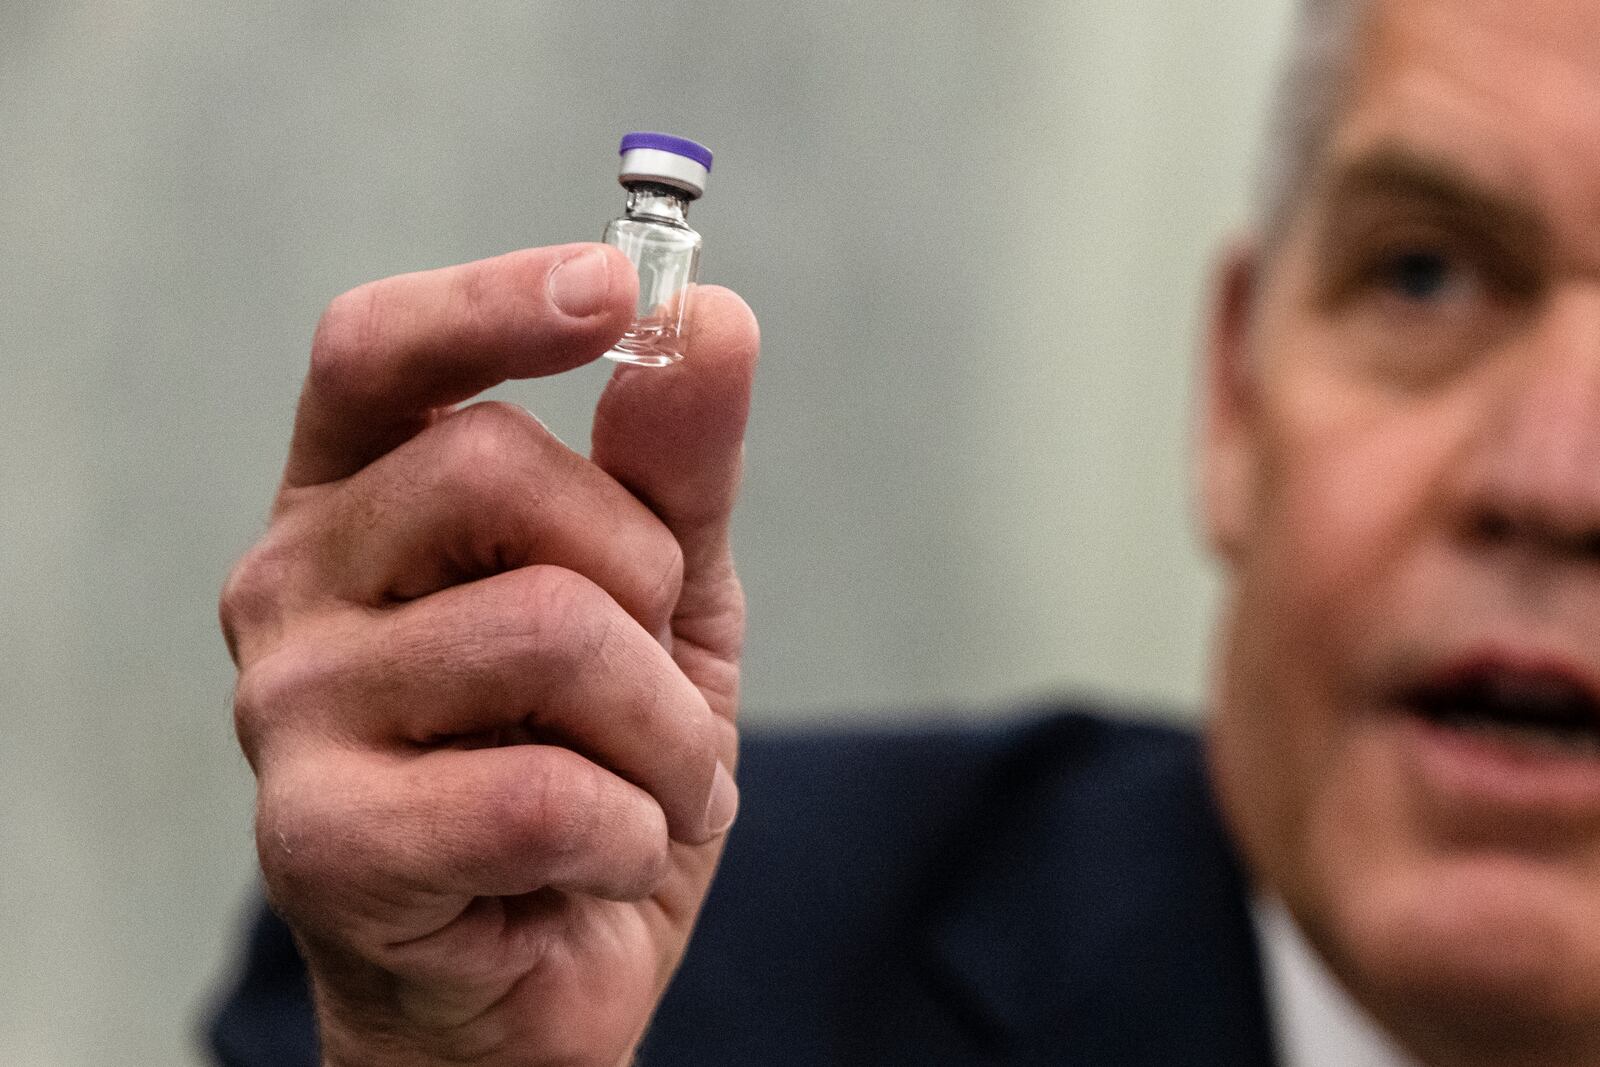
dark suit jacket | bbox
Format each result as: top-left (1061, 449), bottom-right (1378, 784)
top-left (207, 707), bottom-right (1277, 1066)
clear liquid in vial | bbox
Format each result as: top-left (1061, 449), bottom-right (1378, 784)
top-left (603, 186), bottom-right (702, 367)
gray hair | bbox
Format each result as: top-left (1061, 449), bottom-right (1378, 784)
top-left (1256, 0), bottom-right (1371, 250)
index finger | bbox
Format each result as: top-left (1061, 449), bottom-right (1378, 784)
top-left (282, 243), bottom-right (638, 490)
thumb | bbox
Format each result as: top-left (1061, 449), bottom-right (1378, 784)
top-left (590, 285), bottom-right (759, 668)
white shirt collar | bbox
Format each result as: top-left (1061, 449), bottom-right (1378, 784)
top-left (1252, 896), bottom-right (1421, 1067)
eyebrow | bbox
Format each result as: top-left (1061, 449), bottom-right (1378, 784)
top-left (1319, 145), bottom-right (1549, 250)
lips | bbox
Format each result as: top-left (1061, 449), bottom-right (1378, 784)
top-left (1389, 651), bottom-right (1600, 825)
top-left (1400, 658), bottom-right (1600, 758)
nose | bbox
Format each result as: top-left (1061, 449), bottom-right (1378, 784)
top-left (1456, 289), bottom-right (1600, 563)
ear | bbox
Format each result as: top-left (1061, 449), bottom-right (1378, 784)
top-left (1198, 239), bottom-right (1264, 564)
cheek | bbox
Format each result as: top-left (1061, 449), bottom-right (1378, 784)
top-left (1211, 367), bottom-right (1479, 884)
top-left (1221, 380), bottom-right (1450, 751)
top-left (1257, 371), bottom-right (1465, 616)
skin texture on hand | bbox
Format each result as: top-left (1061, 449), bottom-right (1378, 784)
top-left (219, 243), bottom-right (758, 1066)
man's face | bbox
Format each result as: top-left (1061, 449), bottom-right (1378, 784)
top-left (1205, 0), bottom-right (1600, 1060)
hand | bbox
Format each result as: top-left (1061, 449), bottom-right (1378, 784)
top-left (219, 243), bottom-right (758, 1066)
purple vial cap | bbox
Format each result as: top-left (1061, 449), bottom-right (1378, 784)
top-left (619, 132), bottom-right (713, 172)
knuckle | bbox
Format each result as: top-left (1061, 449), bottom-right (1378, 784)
top-left (512, 752), bottom-right (594, 863)
top-left (519, 566), bottom-right (615, 666)
top-left (435, 402), bottom-right (536, 491)
top-left (431, 402), bottom-right (566, 541)
top-left (253, 769), bottom-right (335, 906)
top-left (231, 644), bottom-right (326, 764)
top-left (447, 397), bottom-right (537, 440)
top-left (517, 754), bottom-right (670, 896)
top-left (255, 759), bottom-right (390, 942)
top-left (629, 675), bottom-right (708, 768)
top-left (218, 536), bottom-right (298, 661)
top-left (230, 668), bottom-right (270, 764)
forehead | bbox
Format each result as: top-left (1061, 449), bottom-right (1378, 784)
top-left (1327, 0), bottom-right (1600, 239)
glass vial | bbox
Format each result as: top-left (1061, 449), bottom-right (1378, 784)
top-left (602, 132), bottom-right (711, 367)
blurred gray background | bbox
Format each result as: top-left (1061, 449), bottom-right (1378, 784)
top-left (1, 1), bottom-right (1295, 1062)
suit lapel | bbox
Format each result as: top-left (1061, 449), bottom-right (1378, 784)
top-left (919, 715), bottom-right (1278, 1066)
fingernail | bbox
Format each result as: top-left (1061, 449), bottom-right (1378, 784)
top-left (548, 249), bottom-right (611, 318)
top-left (703, 761), bottom-right (739, 837)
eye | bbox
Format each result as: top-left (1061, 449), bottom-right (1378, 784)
top-left (1319, 203), bottom-right (1547, 386)
top-left (1373, 246), bottom-right (1467, 303)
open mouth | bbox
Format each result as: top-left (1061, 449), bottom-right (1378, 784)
top-left (1401, 663), bottom-right (1600, 758)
